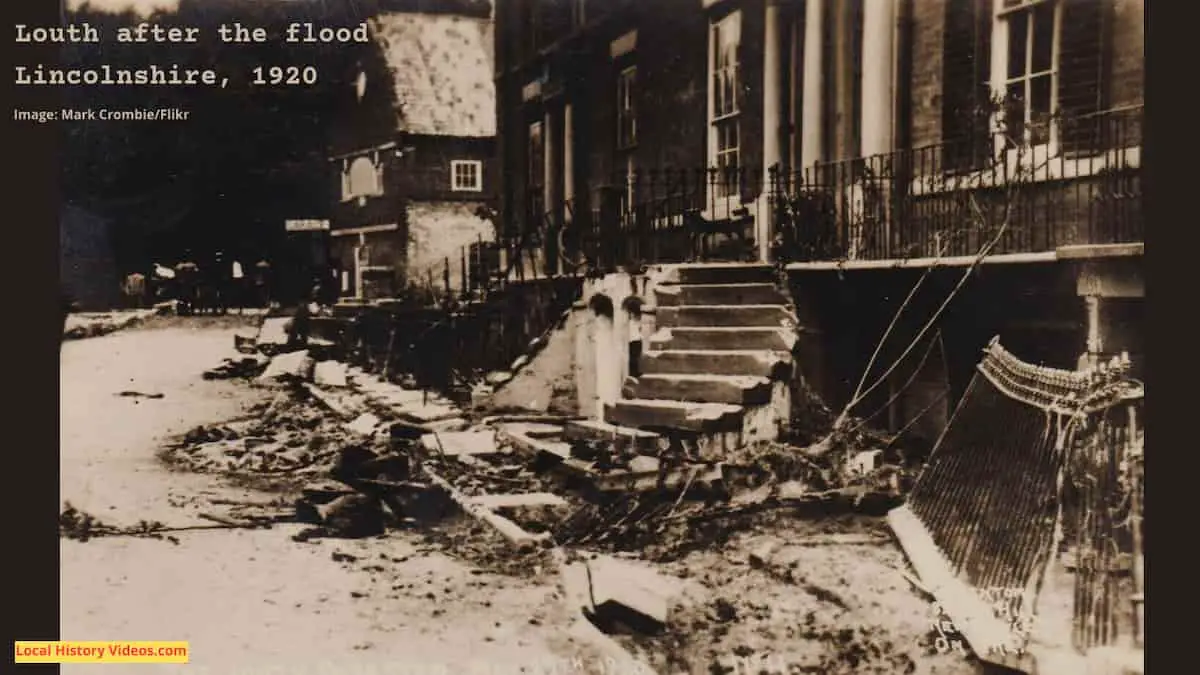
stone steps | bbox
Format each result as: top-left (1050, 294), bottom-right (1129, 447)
top-left (597, 263), bottom-right (798, 450)
top-left (654, 262), bottom-right (776, 285)
top-left (631, 373), bottom-right (773, 406)
top-left (640, 349), bottom-right (793, 379)
top-left (563, 419), bottom-right (663, 454)
top-left (656, 304), bottom-right (797, 328)
top-left (604, 398), bottom-right (744, 433)
top-left (654, 282), bottom-right (788, 307)
top-left (648, 326), bottom-right (799, 352)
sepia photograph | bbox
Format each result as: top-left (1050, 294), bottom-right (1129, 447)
top-left (33, 0), bottom-right (1145, 672)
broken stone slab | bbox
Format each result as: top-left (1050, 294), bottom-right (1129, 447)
top-left (345, 413), bottom-right (383, 436)
top-left (303, 383), bottom-right (354, 419)
top-left (500, 422), bottom-right (564, 440)
top-left (313, 361), bottom-right (349, 388)
top-left (485, 370), bottom-right (514, 387)
top-left (255, 317), bottom-right (291, 346)
top-left (395, 403), bottom-right (463, 425)
top-left (423, 417), bottom-right (469, 433)
top-left (497, 424), bottom-right (573, 462)
top-left (563, 420), bottom-right (661, 455)
top-left (419, 429), bottom-right (498, 457)
top-left (585, 555), bottom-right (699, 634)
top-left (510, 354), bottom-right (531, 371)
top-left (256, 350), bottom-right (314, 383)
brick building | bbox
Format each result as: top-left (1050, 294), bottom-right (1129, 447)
top-left (496, 0), bottom-right (1143, 443)
top-left (329, 2), bottom-right (497, 301)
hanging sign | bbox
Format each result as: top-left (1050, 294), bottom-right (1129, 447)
top-left (285, 219), bottom-right (330, 232)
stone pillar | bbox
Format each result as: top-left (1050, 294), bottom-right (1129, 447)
top-left (563, 103), bottom-right (575, 210)
top-left (832, 0), bottom-right (857, 162)
top-left (860, 0), bottom-right (896, 157)
top-left (800, 0), bottom-right (824, 170)
top-left (544, 108), bottom-right (559, 276)
top-left (1077, 295), bottom-right (1103, 370)
top-left (761, 0), bottom-right (784, 261)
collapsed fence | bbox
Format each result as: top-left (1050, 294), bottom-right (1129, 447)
top-left (888, 338), bottom-right (1143, 669)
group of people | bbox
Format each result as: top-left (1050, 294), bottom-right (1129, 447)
top-left (121, 254), bottom-right (273, 315)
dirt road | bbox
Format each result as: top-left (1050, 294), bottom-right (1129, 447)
top-left (60, 319), bottom-right (596, 674)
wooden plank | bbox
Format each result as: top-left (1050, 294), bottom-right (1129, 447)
top-left (470, 492), bottom-right (567, 509)
top-left (423, 468), bottom-right (551, 550)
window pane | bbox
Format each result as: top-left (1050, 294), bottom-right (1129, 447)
top-left (1030, 74), bottom-right (1052, 143)
top-left (1004, 92), bottom-right (1025, 145)
top-left (1031, 2), bottom-right (1055, 73)
top-left (1007, 14), bottom-right (1028, 79)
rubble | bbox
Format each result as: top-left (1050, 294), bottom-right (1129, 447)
top-left (313, 360), bottom-right (349, 388)
top-left (256, 350), bottom-right (315, 383)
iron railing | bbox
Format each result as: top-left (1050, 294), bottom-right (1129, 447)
top-left (504, 106), bottom-right (1142, 272)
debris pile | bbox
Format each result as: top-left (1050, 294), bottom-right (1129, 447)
top-left (165, 393), bottom-right (369, 479)
top-left (62, 310), bottom-right (155, 341)
top-left (203, 354), bottom-right (270, 380)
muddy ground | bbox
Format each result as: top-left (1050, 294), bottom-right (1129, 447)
top-left (61, 316), bottom-right (989, 674)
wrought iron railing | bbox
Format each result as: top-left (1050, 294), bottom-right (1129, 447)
top-left (503, 106), bottom-right (1142, 272)
top-left (775, 106), bottom-right (1144, 262)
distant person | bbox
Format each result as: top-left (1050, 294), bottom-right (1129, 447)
top-left (175, 256), bottom-right (200, 316)
top-left (230, 258), bottom-right (246, 314)
top-left (210, 251), bottom-right (229, 315)
top-left (254, 259), bottom-right (272, 309)
top-left (288, 287), bottom-right (313, 348)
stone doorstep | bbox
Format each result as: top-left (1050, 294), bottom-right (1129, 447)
top-left (654, 262), bottom-right (776, 286)
top-left (648, 327), bottom-right (799, 352)
top-left (633, 373), bottom-right (773, 406)
top-left (656, 304), bottom-right (798, 329)
top-left (653, 282), bottom-right (788, 307)
top-left (563, 420), bottom-right (662, 453)
top-left (640, 349), bottom-right (793, 379)
top-left (604, 398), bottom-right (745, 433)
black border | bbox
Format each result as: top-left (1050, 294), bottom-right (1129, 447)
top-left (6, 0), bottom-right (61, 672)
top-left (0, 2), bottom-right (1176, 675)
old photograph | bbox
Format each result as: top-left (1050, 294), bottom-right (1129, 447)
top-left (49, 0), bottom-right (1142, 673)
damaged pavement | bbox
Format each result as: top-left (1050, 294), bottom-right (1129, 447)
top-left (76, 310), bottom-right (988, 675)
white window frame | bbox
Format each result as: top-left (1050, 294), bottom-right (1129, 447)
top-left (707, 9), bottom-right (742, 217)
top-left (616, 66), bottom-right (637, 151)
top-left (450, 159), bottom-right (483, 192)
top-left (990, 0), bottom-right (1063, 165)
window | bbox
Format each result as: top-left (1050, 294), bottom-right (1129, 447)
top-left (616, 66), bottom-right (637, 150)
top-left (710, 11), bottom-right (741, 200)
top-left (451, 160), bottom-right (483, 192)
top-left (998, 0), bottom-right (1061, 147)
top-left (528, 121), bottom-right (545, 221)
